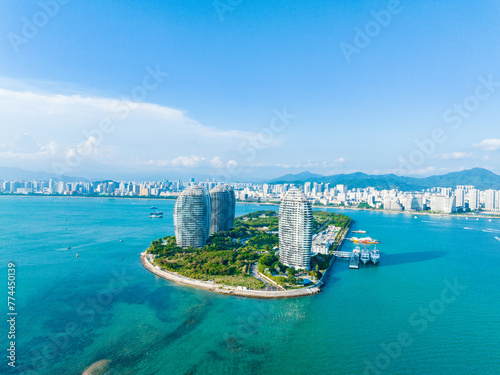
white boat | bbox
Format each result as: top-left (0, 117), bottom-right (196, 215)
top-left (352, 246), bottom-right (361, 257)
top-left (360, 247), bottom-right (370, 264)
top-left (149, 211), bottom-right (163, 218)
top-left (370, 248), bottom-right (380, 264)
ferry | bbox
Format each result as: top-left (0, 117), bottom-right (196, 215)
top-left (149, 211), bottom-right (163, 218)
top-left (370, 248), bottom-right (380, 264)
top-left (360, 247), bottom-right (370, 264)
top-left (350, 237), bottom-right (379, 244)
top-left (352, 230), bottom-right (367, 234)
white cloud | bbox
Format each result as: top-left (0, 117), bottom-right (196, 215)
top-left (474, 139), bottom-right (500, 151)
top-left (210, 156), bottom-right (225, 169)
top-left (0, 87), bottom-right (273, 173)
top-left (439, 152), bottom-right (474, 160)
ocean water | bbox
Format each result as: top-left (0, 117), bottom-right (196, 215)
top-left (1, 196), bottom-right (499, 375)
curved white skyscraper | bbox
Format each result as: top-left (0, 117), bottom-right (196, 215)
top-left (174, 185), bottom-right (211, 248)
top-left (279, 187), bottom-right (313, 270)
top-left (210, 185), bottom-right (236, 234)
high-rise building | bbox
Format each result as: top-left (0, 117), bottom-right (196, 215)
top-left (304, 182), bottom-right (311, 195)
top-left (336, 184), bottom-right (347, 194)
top-left (210, 185), bottom-right (235, 234)
top-left (279, 187), bottom-right (313, 270)
top-left (457, 185), bottom-right (475, 193)
top-left (455, 188), bottom-right (465, 208)
top-left (174, 185), bottom-right (211, 248)
top-left (430, 196), bottom-right (457, 213)
top-left (469, 189), bottom-right (480, 210)
top-left (485, 190), bottom-right (497, 211)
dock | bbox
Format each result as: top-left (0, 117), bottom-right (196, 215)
top-left (331, 251), bottom-right (351, 258)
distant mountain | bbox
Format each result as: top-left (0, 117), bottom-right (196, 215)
top-left (0, 167), bottom-right (88, 182)
top-left (270, 168), bottom-right (500, 191)
top-left (270, 171), bottom-right (324, 183)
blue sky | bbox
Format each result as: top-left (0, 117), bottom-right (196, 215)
top-left (0, 0), bottom-right (499, 180)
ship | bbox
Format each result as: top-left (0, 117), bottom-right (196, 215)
top-left (370, 248), bottom-right (380, 264)
top-left (360, 247), bottom-right (370, 264)
top-left (352, 230), bottom-right (367, 234)
top-left (149, 211), bottom-right (163, 218)
top-left (350, 237), bottom-right (379, 244)
top-left (150, 206), bottom-right (158, 209)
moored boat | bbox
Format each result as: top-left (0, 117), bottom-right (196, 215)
top-left (370, 248), bottom-right (380, 264)
top-left (360, 247), bottom-right (370, 264)
top-left (350, 236), bottom-right (379, 244)
top-left (352, 246), bottom-right (361, 257)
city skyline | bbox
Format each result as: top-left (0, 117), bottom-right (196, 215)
top-left (2, 176), bottom-right (500, 215)
top-left (1, 1), bottom-right (500, 179)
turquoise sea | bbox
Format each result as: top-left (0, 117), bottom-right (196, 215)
top-left (1, 196), bottom-right (499, 375)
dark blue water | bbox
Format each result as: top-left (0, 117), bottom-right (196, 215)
top-left (1, 196), bottom-right (499, 374)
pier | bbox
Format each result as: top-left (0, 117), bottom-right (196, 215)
top-left (331, 251), bottom-right (351, 258)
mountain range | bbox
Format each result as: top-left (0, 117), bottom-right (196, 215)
top-left (269, 168), bottom-right (500, 191)
top-left (0, 167), bottom-right (89, 183)
top-left (2, 166), bottom-right (499, 191)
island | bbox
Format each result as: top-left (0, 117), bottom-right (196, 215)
top-left (141, 210), bottom-right (352, 298)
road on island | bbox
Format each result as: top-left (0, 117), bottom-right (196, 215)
top-left (250, 263), bottom-right (281, 292)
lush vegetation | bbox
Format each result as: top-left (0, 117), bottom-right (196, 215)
top-left (313, 211), bottom-right (351, 232)
top-left (357, 202), bottom-right (372, 209)
top-left (147, 210), bottom-right (351, 290)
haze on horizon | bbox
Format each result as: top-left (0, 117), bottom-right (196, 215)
top-left (1, 0), bottom-right (499, 181)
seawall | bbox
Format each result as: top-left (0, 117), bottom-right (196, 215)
top-left (141, 254), bottom-right (321, 299)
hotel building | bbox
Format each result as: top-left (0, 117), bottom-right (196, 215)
top-left (174, 185), bottom-right (211, 248)
top-left (279, 187), bottom-right (313, 270)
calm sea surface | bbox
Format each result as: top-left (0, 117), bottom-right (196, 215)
top-left (1, 196), bottom-right (499, 375)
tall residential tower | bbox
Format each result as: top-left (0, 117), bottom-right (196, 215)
top-left (210, 184), bottom-right (236, 233)
top-left (279, 187), bottom-right (313, 270)
top-left (174, 185), bottom-right (211, 248)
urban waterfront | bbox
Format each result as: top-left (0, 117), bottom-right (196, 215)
top-left (1, 196), bottom-right (499, 374)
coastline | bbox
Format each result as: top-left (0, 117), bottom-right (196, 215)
top-left (328, 206), bottom-right (500, 220)
top-left (141, 253), bottom-right (322, 299)
top-left (140, 218), bottom-right (352, 299)
top-left (2, 194), bottom-right (498, 220)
